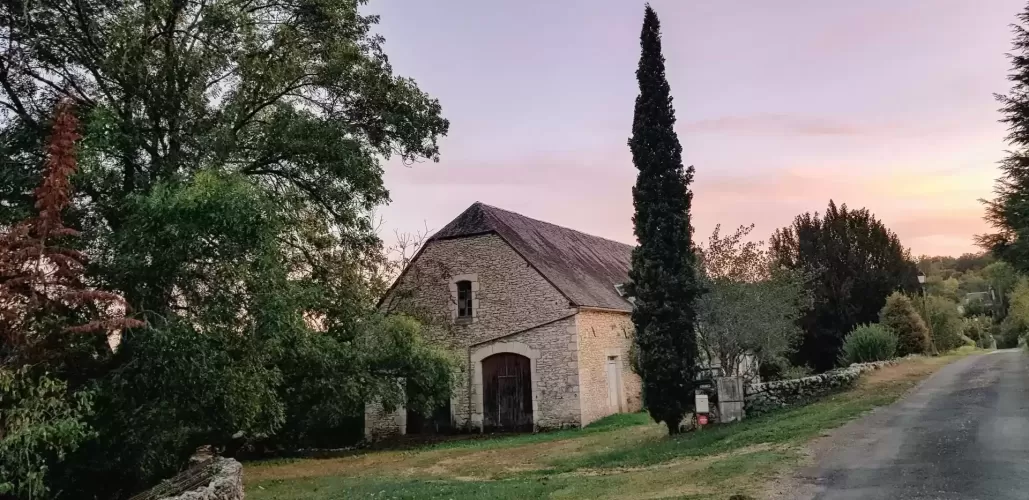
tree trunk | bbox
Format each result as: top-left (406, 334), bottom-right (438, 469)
top-left (665, 417), bottom-right (682, 435)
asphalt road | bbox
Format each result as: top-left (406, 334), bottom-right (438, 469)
top-left (797, 350), bottom-right (1029, 500)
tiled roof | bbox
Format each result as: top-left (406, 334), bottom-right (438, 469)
top-left (431, 202), bottom-right (634, 312)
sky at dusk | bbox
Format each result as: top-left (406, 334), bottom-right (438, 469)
top-left (368, 0), bottom-right (1023, 257)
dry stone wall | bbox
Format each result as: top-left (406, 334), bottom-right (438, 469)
top-left (364, 400), bottom-right (405, 441)
top-left (130, 458), bottom-right (243, 500)
top-left (745, 360), bottom-right (898, 415)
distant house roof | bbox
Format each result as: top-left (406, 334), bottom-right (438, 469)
top-left (430, 202), bottom-right (635, 312)
top-left (963, 291), bottom-right (993, 304)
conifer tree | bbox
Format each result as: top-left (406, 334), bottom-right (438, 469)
top-left (981, 2), bottom-right (1029, 270)
top-left (879, 292), bottom-right (930, 356)
top-left (628, 4), bottom-right (702, 435)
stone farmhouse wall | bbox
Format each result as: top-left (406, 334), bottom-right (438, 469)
top-left (470, 315), bottom-right (581, 429)
top-left (377, 233), bottom-right (583, 433)
top-left (576, 309), bottom-right (643, 426)
top-left (365, 398), bottom-right (406, 441)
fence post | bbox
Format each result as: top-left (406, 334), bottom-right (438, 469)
top-left (716, 376), bottom-right (745, 423)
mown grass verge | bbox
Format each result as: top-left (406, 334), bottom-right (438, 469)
top-left (246, 351), bottom-right (975, 500)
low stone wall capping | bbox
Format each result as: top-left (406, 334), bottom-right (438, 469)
top-left (128, 457), bottom-right (244, 500)
top-left (744, 360), bottom-right (900, 415)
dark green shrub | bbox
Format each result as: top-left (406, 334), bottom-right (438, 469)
top-left (840, 324), bottom-right (898, 365)
top-left (998, 315), bottom-right (1025, 348)
top-left (879, 292), bottom-right (930, 356)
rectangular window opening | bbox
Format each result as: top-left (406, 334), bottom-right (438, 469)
top-left (456, 280), bottom-right (473, 319)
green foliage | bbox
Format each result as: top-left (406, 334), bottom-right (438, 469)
top-left (998, 277), bottom-right (1029, 348)
top-left (628, 5), bottom-right (702, 434)
top-left (963, 298), bottom-right (993, 318)
top-left (50, 175), bottom-right (453, 498)
top-left (998, 317), bottom-right (1025, 348)
top-left (696, 224), bottom-right (807, 379)
top-left (0, 1), bottom-right (452, 497)
top-left (914, 295), bottom-right (965, 353)
top-left (981, 4), bottom-right (1029, 270)
top-left (917, 254), bottom-right (1011, 323)
top-left (879, 292), bottom-right (930, 356)
top-left (272, 315), bottom-right (455, 450)
top-left (955, 253), bottom-right (996, 272)
top-left (982, 261), bottom-right (1019, 317)
top-left (840, 324), bottom-right (898, 365)
top-left (925, 276), bottom-right (961, 302)
top-left (0, 368), bottom-right (93, 500)
top-left (769, 201), bottom-right (918, 372)
top-left (963, 317), bottom-right (993, 348)
top-left (54, 318), bottom-right (284, 499)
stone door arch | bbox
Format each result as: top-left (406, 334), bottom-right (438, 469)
top-left (470, 342), bottom-right (540, 431)
top-left (481, 353), bottom-right (532, 430)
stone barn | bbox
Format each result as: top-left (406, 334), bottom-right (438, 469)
top-left (368, 202), bottom-right (642, 439)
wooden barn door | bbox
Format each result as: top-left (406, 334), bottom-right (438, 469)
top-left (482, 353), bottom-right (533, 431)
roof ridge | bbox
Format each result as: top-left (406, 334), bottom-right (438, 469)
top-left (476, 202), bottom-right (635, 250)
top-left (426, 201), bottom-right (634, 312)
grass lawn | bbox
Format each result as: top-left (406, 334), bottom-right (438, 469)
top-left (245, 349), bottom-right (976, 500)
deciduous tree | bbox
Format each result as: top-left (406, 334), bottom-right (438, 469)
top-left (770, 201), bottom-right (919, 372)
top-left (695, 224), bottom-right (806, 380)
top-left (914, 295), bottom-right (965, 353)
top-left (0, 2), bottom-right (453, 497)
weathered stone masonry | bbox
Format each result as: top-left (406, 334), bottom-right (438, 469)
top-left (368, 203), bottom-right (641, 438)
top-left (378, 233), bottom-right (583, 431)
top-left (576, 309), bottom-right (643, 426)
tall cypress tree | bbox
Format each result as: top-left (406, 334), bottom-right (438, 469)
top-left (981, 3), bottom-right (1029, 271)
top-left (628, 4), bottom-right (702, 435)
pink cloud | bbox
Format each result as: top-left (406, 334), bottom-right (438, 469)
top-left (681, 114), bottom-right (868, 136)
top-left (383, 155), bottom-right (994, 257)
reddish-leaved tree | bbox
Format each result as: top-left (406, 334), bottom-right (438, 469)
top-left (0, 99), bottom-right (144, 364)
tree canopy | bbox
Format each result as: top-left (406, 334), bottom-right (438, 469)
top-left (0, 1), bottom-right (454, 497)
top-left (696, 224), bottom-right (806, 380)
top-left (770, 201), bottom-right (919, 372)
top-left (981, 3), bottom-right (1029, 272)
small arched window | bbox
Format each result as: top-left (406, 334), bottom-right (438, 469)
top-left (456, 280), bottom-right (473, 319)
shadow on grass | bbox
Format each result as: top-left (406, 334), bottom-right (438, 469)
top-left (547, 382), bottom-right (909, 471)
top-left (244, 412), bottom-right (654, 468)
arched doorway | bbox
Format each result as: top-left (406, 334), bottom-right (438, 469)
top-left (481, 353), bottom-right (533, 431)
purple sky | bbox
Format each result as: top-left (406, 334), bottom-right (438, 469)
top-left (368, 0), bottom-right (1022, 257)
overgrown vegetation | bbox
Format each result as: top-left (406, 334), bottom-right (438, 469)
top-left (0, 368), bottom-right (93, 499)
top-left (913, 294), bottom-right (965, 353)
top-left (0, 2), bottom-right (453, 498)
top-left (999, 277), bottom-right (1029, 347)
top-left (695, 224), bottom-right (807, 379)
